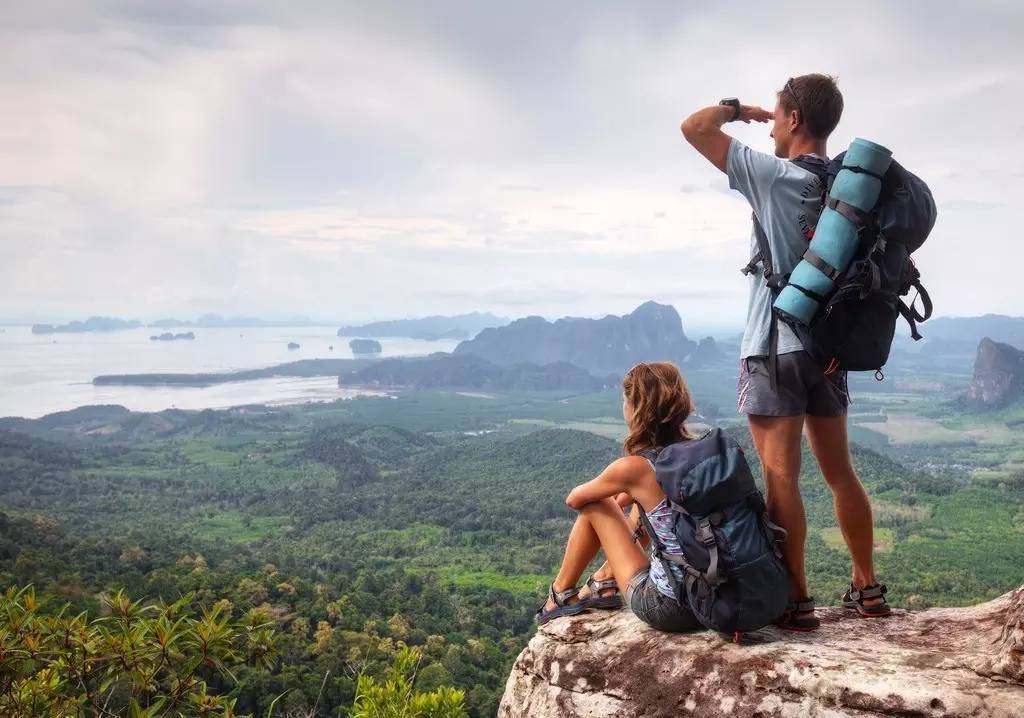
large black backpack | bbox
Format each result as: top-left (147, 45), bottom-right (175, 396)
top-left (745, 153), bottom-right (936, 380)
top-left (637, 429), bottom-right (789, 635)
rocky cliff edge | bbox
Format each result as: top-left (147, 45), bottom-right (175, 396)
top-left (499, 584), bottom-right (1024, 717)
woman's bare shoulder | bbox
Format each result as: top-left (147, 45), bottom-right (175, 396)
top-left (605, 455), bottom-right (655, 484)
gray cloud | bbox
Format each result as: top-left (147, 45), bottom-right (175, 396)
top-left (0, 1), bottom-right (1021, 323)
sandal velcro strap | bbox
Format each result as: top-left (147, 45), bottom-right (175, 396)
top-left (550, 584), bottom-right (579, 607)
top-left (775, 596), bottom-right (820, 631)
top-left (849, 583), bottom-right (886, 602)
top-left (586, 576), bottom-right (619, 594)
top-left (791, 597), bottom-right (816, 613)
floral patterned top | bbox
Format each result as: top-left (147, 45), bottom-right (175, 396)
top-left (645, 498), bottom-right (686, 599)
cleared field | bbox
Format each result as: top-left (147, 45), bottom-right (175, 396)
top-left (868, 413), bottom-right (1020, 446)
top-left (820, 526), bottom-right (895, 553)
top-left (188, 510), bottom-right (291, 543)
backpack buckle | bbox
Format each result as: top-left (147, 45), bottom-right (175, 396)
top-left (697, 520), bottom-right (717, 547)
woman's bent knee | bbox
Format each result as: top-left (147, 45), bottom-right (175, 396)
top-left (580, 496), bottom-right (622, 514)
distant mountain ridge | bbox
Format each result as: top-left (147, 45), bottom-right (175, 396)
top-left (151, 314), bottom-right (319, 328)
top-left (964, 338), bottom-right (1024, 409)
top-left (337, 312), bottom-right (508, 340)
top-left (31, 314), bottom-right (330, 333)
top-left (918, 314), bottom-right (1024, 351)
top-left (453, 301), bottom-right (696, 374)
top-left (340, 353), bottom-right (606, 392)
top-left (32, 316), bottom-right (142, 334)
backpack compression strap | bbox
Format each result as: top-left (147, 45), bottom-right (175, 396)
top-left (653, 513), bottom-right (724, 589)
top-left (897, 280), bottom-right (933, 341)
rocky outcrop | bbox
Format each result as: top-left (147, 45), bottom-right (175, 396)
top-left (454, 301), bottom-right (696, 374)
top-left (965, 338), bottom-right (1024, 409)
top-left (500, 585), bottom-right (1024, 717)
top-left (349, 338), bottom-right (383, 355)
top-left (149, 331), bottom-right (195, 341)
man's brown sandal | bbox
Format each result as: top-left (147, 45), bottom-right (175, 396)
top-left (774, 597), bottom-right (820, 631)
top-left (578, 574), bottom-right (623, 610)
top-left (843, 583), bottom-right (892, 617)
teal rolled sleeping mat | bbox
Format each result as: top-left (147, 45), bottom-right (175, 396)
top-left (773, 138), bottom-right (892, 324)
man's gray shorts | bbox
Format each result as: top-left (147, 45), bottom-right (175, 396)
top-left (737, 350), bottom-right (848, 417)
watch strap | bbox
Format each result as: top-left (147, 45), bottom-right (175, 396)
top-left (719, 98), bottom-right (741, 122)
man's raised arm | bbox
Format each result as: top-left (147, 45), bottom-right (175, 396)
top-left (681, 103), bottom-right (772, 173)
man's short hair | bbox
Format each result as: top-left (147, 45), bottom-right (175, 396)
top-left (779, 74), bottom-right (843, 140)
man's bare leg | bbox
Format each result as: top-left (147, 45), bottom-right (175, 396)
top-left (748, 414), bottom-right (808, 601)
top-left (804, 414), bottom-right (882, 604)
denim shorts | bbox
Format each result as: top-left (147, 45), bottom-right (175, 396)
top-left (737, 350), bottom-right (848, 417)
top-left (626, 568), bottom-right (702, 632)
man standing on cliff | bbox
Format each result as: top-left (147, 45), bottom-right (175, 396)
top-left (681, 75), bottom-right (890, 629)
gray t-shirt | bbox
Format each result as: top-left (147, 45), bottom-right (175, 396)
top-left (727, 139), bottom-right (824, 359)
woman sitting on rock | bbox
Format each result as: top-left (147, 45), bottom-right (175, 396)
top-left (535, 361), bottom-right (701, 632)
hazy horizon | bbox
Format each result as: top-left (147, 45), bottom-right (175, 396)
top-left (0, 303), bottom-right (748, 337)
top-left (3, 1), bottom-right (1021, 323)
top-left (2, 304), bottom-right (1021, 337)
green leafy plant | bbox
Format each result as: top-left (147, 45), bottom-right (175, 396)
top-left (0, 585), bottom-right (276, 717)
top-left (351, 646), bottom-right (466, 718)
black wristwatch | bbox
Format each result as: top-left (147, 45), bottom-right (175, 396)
top-left (719, 97), bottom-right (741, 122)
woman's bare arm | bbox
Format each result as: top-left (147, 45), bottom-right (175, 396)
top-left (565, 457), bottom-right (647, 510)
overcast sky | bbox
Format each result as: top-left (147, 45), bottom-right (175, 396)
top-left (1, 1), bottom-right (1021, 328)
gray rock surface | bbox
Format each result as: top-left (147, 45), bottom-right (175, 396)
top-left (500, 585), bottom-right (1024, 717)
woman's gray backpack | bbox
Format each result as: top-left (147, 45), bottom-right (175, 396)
top-left (638, 429), bottom-right (789, 635)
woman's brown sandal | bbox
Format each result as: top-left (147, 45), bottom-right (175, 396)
top-left (774, 597), bottom-right (820, 632)
top-left (534, 584), bottom-right (586, 625)
top-left (579, 574), bottom-right (623, 610)
top-left (843, 583), bottom-right (892, 618)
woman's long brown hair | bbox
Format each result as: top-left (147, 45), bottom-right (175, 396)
top-left (622, 361), bottom-right (695, 456)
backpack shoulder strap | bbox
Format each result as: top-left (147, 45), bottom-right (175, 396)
top-left (744, 154), bottom-right (827, 273)
top-left (637, 448), bottom-right (659, 463)
top-left (791, 154), bottom-right (830, 184)
top-left (741, 214), bottom-right (775, 280)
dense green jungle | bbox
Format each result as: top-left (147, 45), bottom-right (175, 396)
top-left (1, 359), bottom-right (1022, 716)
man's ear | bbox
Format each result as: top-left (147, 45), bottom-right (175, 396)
top-left (789, 109), bottom-right (801, 134)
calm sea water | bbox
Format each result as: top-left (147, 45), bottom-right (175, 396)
top-left (0, 326), bottom-right (459, 419)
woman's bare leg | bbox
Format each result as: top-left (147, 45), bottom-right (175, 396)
top-left (551, 513), bottom-right (604, 597)
top-left (580, 495), bottom-right (643, 600)
top-left (546, 497), bottom-right (648, 612)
